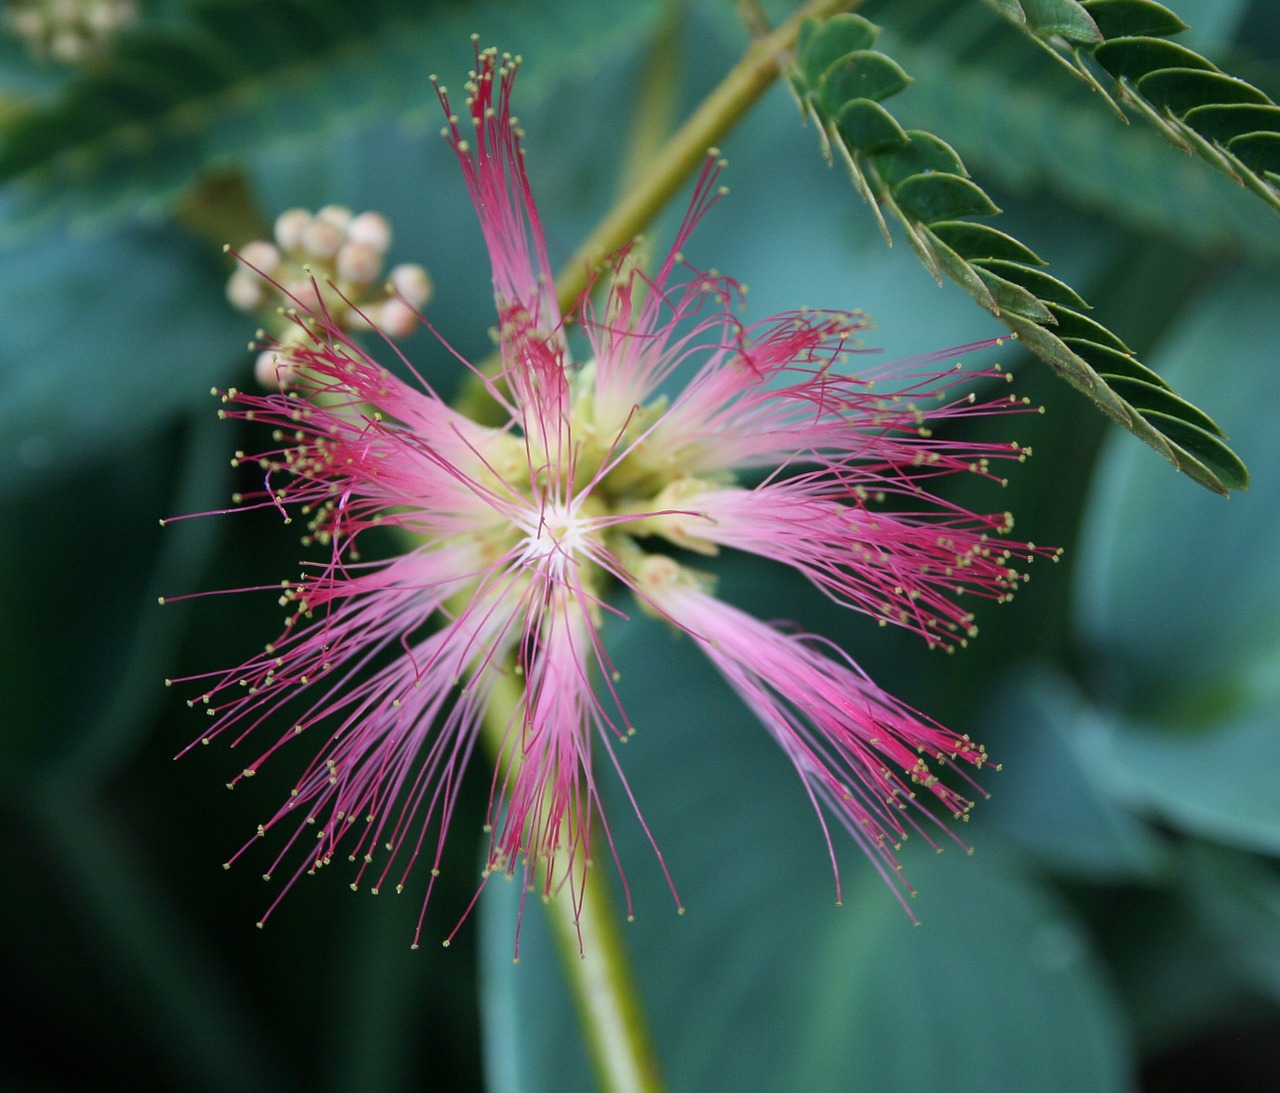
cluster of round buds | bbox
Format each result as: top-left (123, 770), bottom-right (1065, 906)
top-left (225, 205), bottom-right (434, 389)
top-left (3, 0), bottom-right (136, 64)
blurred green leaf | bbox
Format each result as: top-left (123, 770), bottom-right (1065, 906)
top-left (1080, 702), bottom-right (1280, 856)
top-left (866, 14), bottom-right (1280, 261)
top-left (25, 795), bottom-right (286, 1093)
top-left (1104, 874), bottom-right (1264, 1055)
top-left (0, 221), bottom-right (246, 497)
top-left (0, 0), bottom-right (660, 237)
top-left (981, 669), bottom-right (1170, 882)
top-left (1184, 842), bottom-right (1280, 1006)
top-left (0, 417), bottom-right (225, 776)
top-left (1076, 267), bottom-right (1280, 702)
top-left (1069, 267), bottom-right (1280, 851)
top-left (481, 614), bottom-right (1134, 1093)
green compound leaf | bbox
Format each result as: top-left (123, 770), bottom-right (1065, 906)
top-left (972, 266), bottom-right (1056, 322)
top-left (1081, 0), bottom-right (1188, 39)
top-left (984, 0), bottom-right (1280, 212)
top-left (972, 259), bottom-right (1089, 309)
top-left (797, 12), bottom-right (881, 88)
top-left (1138, 412), bottom-right (1248, 490)
top-left (989, 0), bottom-right (1029, 22)
top-left (1092, 36), bottom-right (1215, 80)
top-left (1228, 132), bottom-right (1280, 175)
top-left (0, 0), bottom-right (660, 238)
top-left (1018, 0), bottom-right (1104, 45)
top-left (1046, 307), bottom-right (1130, 353)
top-left (1100, 376), bottom-right (1223, 435)
top-left (819, 50), bottom-right (912, 111)
top-left (892, 171), bottom-right (1000, 221)
top-left (1136, 69), bottom-right (1268, 114)
top-left (873, 130), bottom-right (968, 186)
top-left (929, 220), bottom-right (1047, 265)
top-left (1059, 339), bottom-right (1166, 387)
top-left (833, 98), bottom-right (909, 154)
top-left (792, 13), bottom-right (1248, 495)
top-left (1181, 103), bottom-right (1280, 145)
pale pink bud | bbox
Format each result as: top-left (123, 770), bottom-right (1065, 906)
top-left (253, 349), bottom-right (299, 389)
top-left (226, 269), bottom-right (268, 312)
top-left (283, 279), bottom-right (323, 313)
top-left (347, 212), bottom-right (392, 253)
top-left (336, 241), bottom-right (383, 286)
top-left (374, 298), bottom-right (419, 339)
top-left (301, 217), bottom-right (344, 261)
top-left (238, 240), bottom-right (281, 277)
top-left (274, 209), bottom-right (311, 253)
top-left (315, 204), bottom-right (353, 231)
top-left (388, 264), bottom-right (433, 307)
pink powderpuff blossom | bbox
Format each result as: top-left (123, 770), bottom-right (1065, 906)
top-left (167, 45), bottom-right (1053, 950)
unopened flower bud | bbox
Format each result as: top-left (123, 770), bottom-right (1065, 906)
top-left (336, 240), bottom-right (383, 286)
top-left (5, 0), bottom-right (137, 64)
top-left (87, 0), bottom-right (134, 32)
top-left (301, 217), bottom-right (344, 261)
top-left (347, 212), bottom-right (392, 253)
top-left (283, 278), bottom-right (323, 313)
top-left (388, 264), bottom-right (433, 308)
top-left (49, 30), bottom-right (83, 63)
top-left (226, 268), bottom-right (268, 312)
top-left (238, 240), bottom-right (282, 276)
top-left (274, 208), bottom-right (311, 253)
top-left (254, 348), bottom-right (300, 390)
top-left (314, 206), bottom-right (353, 237)
top-left (374, 298), bottom-right (419, 339)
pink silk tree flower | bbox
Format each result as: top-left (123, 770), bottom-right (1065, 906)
top-left (168, 45), bottom-right (1052, 949)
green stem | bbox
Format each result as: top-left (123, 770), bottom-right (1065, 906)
top-left (544, 861), bottom-right (662, 1093)
top-left (478, 670), bottom-right (663, 1093)
top-left (457, 5), bottom-right (861, 1082)
top-left (551, 0), bottom-right (856, 316)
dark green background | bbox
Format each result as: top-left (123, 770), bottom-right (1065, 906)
top-left (3, 1), bottom-right (1279, 1089)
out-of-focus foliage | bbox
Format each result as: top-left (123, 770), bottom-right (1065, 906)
top-left (3, 1), bottom-right (1278, 1091)
top-left (982, 0), bottom-right (1280, 213)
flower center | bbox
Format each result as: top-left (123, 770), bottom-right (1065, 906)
top-left (518, 500), bottom-right (595, 566)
